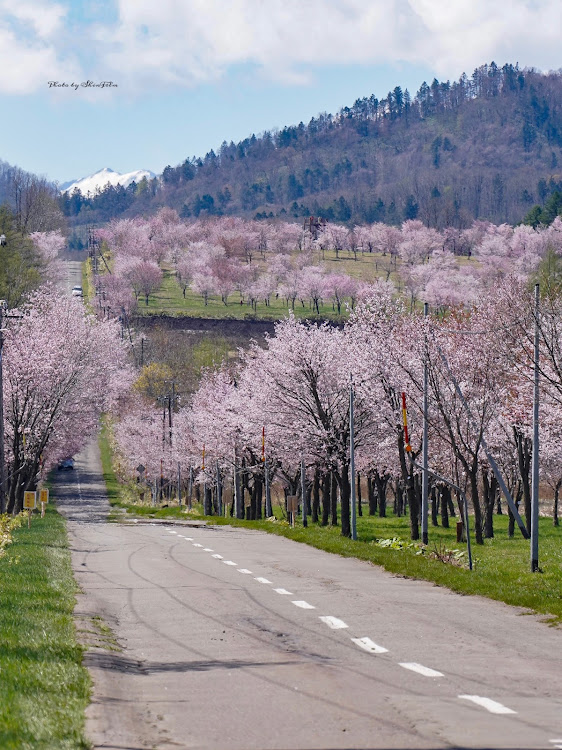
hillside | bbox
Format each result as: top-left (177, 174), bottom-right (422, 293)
top-left (63, 63), bottom-right (562, 228)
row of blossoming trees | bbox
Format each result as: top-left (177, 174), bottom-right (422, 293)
top-left (2, 229), bottom-right (133, 513)
top-left (95, 209), bottom-right (562, 318)
top-left (111, 270), bottom-right (562, 544)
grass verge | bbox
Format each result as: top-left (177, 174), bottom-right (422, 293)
top-left (0, 505), bottom-right (91, 749)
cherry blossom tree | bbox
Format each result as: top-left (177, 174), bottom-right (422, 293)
top-left (3, 287), bottom-right (132, 512)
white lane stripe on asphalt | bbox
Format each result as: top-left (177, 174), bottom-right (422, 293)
top-left (169, 530), bottom-right (177, 534)
top-left (223, 560), bottom-right (237, 566)
top-left (351, 637), bottom-right (388, 654)
top-left (292, 601), bottom-right (315, 609)
top-left (319, 616), bottom-right (348, 630)
top-left (212, 554), bottom-right (223, 559)
top-left (184, 537), bottom-right (194, 541)
top-left (193, 543), bottom-right (203, 547)
top-left (238, 569), bottom-right (253, 574)
top-left (458, 695), bottom-right (516, 715)
top-left (274, 588), bottom-right (294, 595)
top-left (399, 663), bottom-right (444, 678)
top-left (254, 577), bottom-right (272, 584)
top-left (203, 548), bottom-right (213, 552)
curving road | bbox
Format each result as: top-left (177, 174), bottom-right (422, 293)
top-left (51, 437), bottom-right (562, 750)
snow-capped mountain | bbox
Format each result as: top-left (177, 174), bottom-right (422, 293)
top-left (61, 167), bottom-right (156, 195)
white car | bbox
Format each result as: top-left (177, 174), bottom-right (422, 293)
top-left (71, 286), bottom-right (83, 297)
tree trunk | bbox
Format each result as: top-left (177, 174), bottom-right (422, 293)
top-left (312, 470), bottom-right (320, 523)
top-left (554, 479), bottom-right (561, 527)
top-left (441, 485), bottom-right (450, 529)
top-left (367, 475), bottom-right (377, 516)
top-left (514, 428), bottom-right (532, 533)
top-left (431, 485), bottom-right (439, 526)
top-left (470, 469), bottom-right (484, 545)
top-left (204, 484), bottom-right (213, 515)
top-left (254, 476), bottom-right (263, 520)
top-left (482, 470), bottom-right (497, 539)
top-left (321, 472), bottom-right (330, 526)
top-left (330, 472), bottom-right (338, 526)
top-left (375, 471), bottom-right (388, 517)
top-left (408, 469), bottom-right (419, 541)
top-left (338, 466), bottom-right (351, 538)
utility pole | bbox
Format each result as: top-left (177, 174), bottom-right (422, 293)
top-left (531, 283), bottom-right (540, 572)
top-left (422, 302), bottom-right (429, 545)
top-left (350, 374), bottom-right (357, 540)
top-left (0, 301), bottom-right (6, 514)
top-left (177, 462), bottom-right (181, 507)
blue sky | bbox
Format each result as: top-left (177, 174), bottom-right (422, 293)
top-left (1, 0), bottom-right (561, 185)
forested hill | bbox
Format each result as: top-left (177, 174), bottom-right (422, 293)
top-left (64, 63), bottom-right (562, 228)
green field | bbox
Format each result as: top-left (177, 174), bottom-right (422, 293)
top-left (136, 248), bottom-right (408, 320)
top-left (0, 507), bottom-right (90, 749)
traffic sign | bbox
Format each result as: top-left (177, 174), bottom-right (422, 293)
top-left (40, 489), bottom-right (49, 504)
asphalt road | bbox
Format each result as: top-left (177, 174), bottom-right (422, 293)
top-left (65, 260), bottom-right (83, 294)
top-left (53, 439), bottom-right (562, 750)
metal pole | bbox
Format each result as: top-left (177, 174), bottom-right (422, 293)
top-left (531, 283), bottom-right (540, 572)
top-left (188, 464), bottom-right (193, 510)
top-left (0, 302), bottom-right (5, 514)
top-left (301, 455), bottom-right (307, 527)
top-left (422, 302), bottom-right (429, 545)
top-left (265, 457), bottom-right (272, 517)
top-left (350, 375), bottom-right (357, 540)
top-left (177, 462), bottom-right (181, 506)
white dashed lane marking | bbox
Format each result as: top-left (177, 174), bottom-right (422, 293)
top-left (399, 663), bottom-right (444, 678)
top-left (184, 537), bottom-right (193, 541)
top-left (212, 554), bottom-right (223, 559)
top-left (223, 560), bottom-right (237, 566)
top-left (292, 601), bottom-right (315, 609)
top-left (458, 695), bottom-right (516, 715)
top-left (254, 577), bottom-right (272, 584)
top-left (237, 569), bottom-right (253, 575)
top-left (274, 588), bottom-right (294, 595)
top-left (203, 548), bottom-right (213, 552)
top-left (193, 543), bottom-right (203, 547)
top-left (319, 616), bottom-right (348, 630)
top-left (351, 637), bottom-right (388, 654)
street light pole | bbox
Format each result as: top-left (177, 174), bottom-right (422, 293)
top-left (0, 301), bottom-right (6, 514)
top-left (422, 302), bottom-right (429, 545)
top-left (531, 283), bottom-right (540, 572)
top-left (350, 374), bottom-right (357, 541)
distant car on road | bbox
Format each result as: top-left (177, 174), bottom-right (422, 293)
top-left (71, 286), bottom-right (83, 297)
top-left (57, 458), bottom-right (75, 470)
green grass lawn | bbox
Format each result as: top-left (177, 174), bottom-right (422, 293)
top-left (0, 506), bottom-right (91, 749)
top-left (135, 248), bottom-right (417, 321)
top-left (140, 265), bottom-right (347, 321)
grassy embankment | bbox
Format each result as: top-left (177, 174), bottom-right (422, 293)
top-left (98, 424), bottom-right (562, 626)
top-left (0, 504), bottom-right (91, 749)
